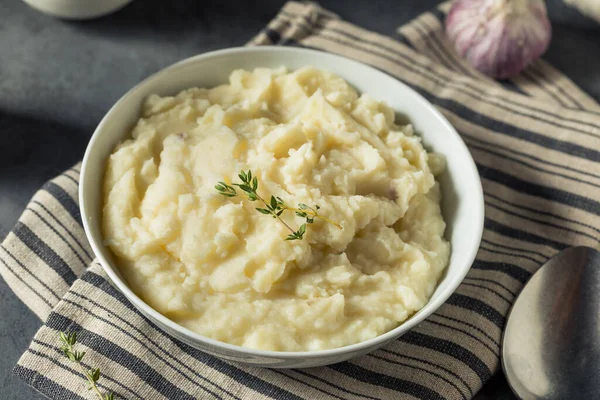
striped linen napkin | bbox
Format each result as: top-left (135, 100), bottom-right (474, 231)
top-left (3, 2), bottom-right (600, 399)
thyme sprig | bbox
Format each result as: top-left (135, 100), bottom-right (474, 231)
top-left (59, 332), bottom-right (115, 400)
top-left (215, 170), bottom-right (342, 240)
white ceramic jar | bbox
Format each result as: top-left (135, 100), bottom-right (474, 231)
top-left (22, 0), bottom-right (134, 19)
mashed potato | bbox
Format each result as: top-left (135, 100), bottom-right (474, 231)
top-left (103, 67), bottom-right (450, 351)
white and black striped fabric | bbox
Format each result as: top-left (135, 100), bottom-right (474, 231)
top-left (2, 2), bottom-right (600, 399)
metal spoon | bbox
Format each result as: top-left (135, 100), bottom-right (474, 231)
top-left (502, 246), bottom-right (600, 399)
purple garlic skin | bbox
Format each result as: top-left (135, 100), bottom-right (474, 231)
top-left (446, 0), bottom-right (552, 79)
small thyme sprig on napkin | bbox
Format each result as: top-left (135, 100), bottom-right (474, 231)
top-left (59, 332), bottom-right (115, 400)
top-left (215, 170), bottom-right (342, 241)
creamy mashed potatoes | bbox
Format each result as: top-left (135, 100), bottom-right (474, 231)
top-left (103, 67), bottom-right (450, 351)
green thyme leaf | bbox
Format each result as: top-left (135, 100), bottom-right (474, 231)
top-left (90, 368), bottom-right (100, 382)
top-left (285, 233), bottom-right (299, 241)
top-left (60, 332), bottom-right (68, 345)
top-left (298, 223), bottom-right (306, 236)
top-left (75, 351), bottom-right (86, 362)
top-left (215, 182), bottom-right (237, 197)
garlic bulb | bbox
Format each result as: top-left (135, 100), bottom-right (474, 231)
top-left (446, 0), bottom-right (552, 79)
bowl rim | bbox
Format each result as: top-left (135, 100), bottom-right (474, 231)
top-left (80, 45), bottom-right (485, 359)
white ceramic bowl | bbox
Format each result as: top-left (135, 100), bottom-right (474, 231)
top-left (80, 46), bottom-right (484, 368)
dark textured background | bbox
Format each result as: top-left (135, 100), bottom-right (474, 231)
top-left (1, 1), bottom-right (598, 399)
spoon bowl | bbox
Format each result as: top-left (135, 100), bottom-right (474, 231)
top-left (502, 246), bottom-right (600, 399)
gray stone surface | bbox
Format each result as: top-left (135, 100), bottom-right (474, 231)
top-left (1, 0), bottom-right (598, 399)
